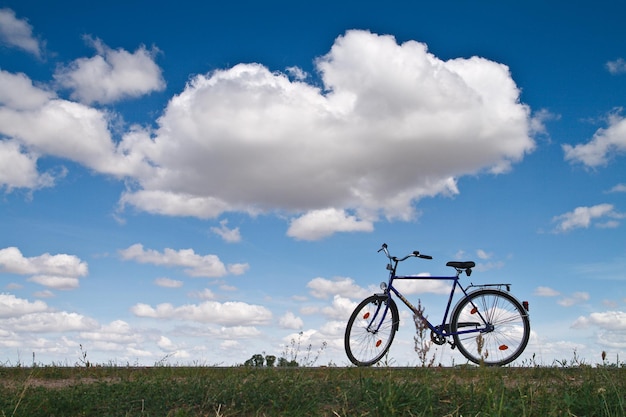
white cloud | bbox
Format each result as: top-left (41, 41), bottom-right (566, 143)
top-left (4, 311), bottom-right (98, 333)
top-left (0, 30), bottom-right (536, 240)
top-left (0, 139), bottom-right (57, 190)
top-left (572, 311), bottom-right (626, 331)
top-left (188, 288), bottom-right (216, 300)
top-left (54, 37), bottom-right (165, 104)
top-left (220, 340), bottom-right (241, 350)
top-left (1, 30), bottom-right (535, 240)
top-left (154, 277), bottom-right (183, 288)
top-left (0, 8), bottom-right (43, 58)
top-left (288, 209), bottom-right (374, 241)
top-left (80, 320), bottom-right (137, 344)
top-left (0, 247), bottom-right (88, 289)
top-left (534, 286), bottom-right (560, 297)
top-left (607, 184), bottom-right (626, 193)
top-left (211, 219), bottom-right (242, 243)
top-left (306, 276), bottom-right (370, 299)
top-left (216, 326), bottom-right (262, 339)
top-left (130, 300), bottom-right (272, 326)
top-left (28, 275), bottom-right (80, 290)
top-left (393, 277), bottom-right (452, 295)
top-left (558, 292), bottom-right (590, 307)
top-left (321, 295), bottom-right (358, 320)
top-left (0, 73), bottom-right (151, 182)
top-left (33, 290), bottom-right (55, 298)
top-left (552, 204), bottom-right (625, 233)
top-left (279, 311), bottom-right (304, 329)
top-left (227, 263), bottom-right (249, 275)
top-left (0, 246), bottom-right (86, 275)
top-left (118, 189), bottom-right (233, 219)
top-left (563, 112), bottom-right (626, 167)
top-left (606, 58), bottom-right (626, 75)
top-left (0, 293), bottom-right (48, 318)
top-left (116, 30), bottom-right (534, 238)
top-left (0, 70), bottom-right (54, 110)
top-left (119, 243), bottom-right (228, 278)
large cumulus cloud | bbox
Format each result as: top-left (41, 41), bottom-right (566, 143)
top-left (120, 30), bottom-right (535, 238)
top-left (1, 30), bottom-right (536, 239)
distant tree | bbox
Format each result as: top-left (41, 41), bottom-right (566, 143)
top-left (277, 357), bottom-right (299, 367)
top-left (244, 353), bottom-right (266, 367)
top-left (265, 355), bottom-right (276, 367)
top-left (243, 353), bottom-right (279, 367)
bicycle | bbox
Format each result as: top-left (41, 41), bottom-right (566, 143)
top-left (344, 243), bottom-right (530, 366)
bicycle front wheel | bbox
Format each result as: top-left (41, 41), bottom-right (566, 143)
top-left (344, 294), bottom-right (399, 366)
top-left (451, 289), bottom-right (530, 366)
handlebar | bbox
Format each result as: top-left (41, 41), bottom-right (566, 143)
top-left (378, 243), bottom-right (433, 262)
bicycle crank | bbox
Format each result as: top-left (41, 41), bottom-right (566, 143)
top-left (430, 327), bottom-right (447, 345)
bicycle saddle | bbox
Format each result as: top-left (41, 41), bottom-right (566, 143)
top-left (446, 261), bottom-right (476, 269)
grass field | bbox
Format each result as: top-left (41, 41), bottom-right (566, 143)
top-left (1, 364), bottom-right (625, 417)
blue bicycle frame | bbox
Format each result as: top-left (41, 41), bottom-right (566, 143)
top-left (374, 245), bottom-right (506, 338)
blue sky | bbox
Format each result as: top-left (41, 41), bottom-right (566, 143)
top-left (0, 0), bottom-right (625, 367)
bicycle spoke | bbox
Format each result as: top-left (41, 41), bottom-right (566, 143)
top-left (345, 295), bottom-right (398, 366)
top-left (452, 289), bottom-right (530, 366)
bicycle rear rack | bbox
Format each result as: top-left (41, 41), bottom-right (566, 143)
top-left (467, 283), bottom-right (511, 292)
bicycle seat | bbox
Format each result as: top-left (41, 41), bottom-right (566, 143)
top-left (446, 261), bottom-right (476, 269)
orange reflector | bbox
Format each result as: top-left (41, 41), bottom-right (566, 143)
top-left (499, 345), bottom-right (509, 351)
top-left (376, 340), bottom-right (382, 347)
top-left (363, 312), bottom-right (370, 319)
top-left (471, 307), bottom-right (478, 314)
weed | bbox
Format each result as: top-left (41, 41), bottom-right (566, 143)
top-left (413, 299), bottom-right (437, 367)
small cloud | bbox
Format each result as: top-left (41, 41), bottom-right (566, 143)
top-left (529, 108), bottom-right (560, 138)
top-left (130, 300), bottom-right (272, 326)
top-left (219, 284), bottom-right (237, 291)
top-left (597, 220), bottom-right (620, 229)
top-left (211, 219), bottom-right (242, 243)
top-left (227, 263), bottom-right (249, 275)
top-left (572, 310), bottom-right (626, 330)
top-left (558, 292), bottom-right (590, 307)
top-left (563, 111), bottom-right (626, 167)
top-left (53, 36), bottom-right (165, 104)
top-left (288, 208), bottom-right (373, 241)
top-left (220, 340), bottom-right (241, 350)
top-left (33, 290), bottom-right (55, 298)
top-left (552, 204), bottom-right (625, 233)
top-left (119, 243), bottom-right (228, 278)
top-left (534, 286), bottom-right (560, 297)
top-left (476, 249), bottom-right (492, 260)
top-left (189, 288), bottom-right (216, 300)
top-left (454, 250), bottom-right (467, 260)
top-left (154, 277), bottom-right (183, 288)
top-left (607, 183), bottom-right (626, 193)
top-left (0, 8), bottom-right (44, 58)
top-left (606, 58), bottom-right (626, 75)
top-left (5, 283), bottom-right (22, 290)
top-left (28, 275), bottom-right (79, 290)
top-left (286, 66), bottom-right (308, 81)
top-left (278, 311), bottom-right (304, 330)
top-left (306, 276), bottom-right (369, 299)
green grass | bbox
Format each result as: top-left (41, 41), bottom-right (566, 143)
top-left (1, 365), bottom-right (625, 416)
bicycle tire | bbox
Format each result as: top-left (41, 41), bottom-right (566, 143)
top-left (451, 289), bottom-right (530, 366)
top-left (344, 294), bottom-right (399, 366)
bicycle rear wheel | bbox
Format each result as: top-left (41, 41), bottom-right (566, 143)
top-left (344, 294), bottom-right (399, 366)
top-left (451, 289), bottom-right (530, 366)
